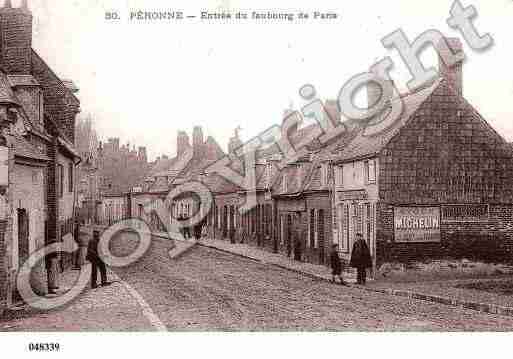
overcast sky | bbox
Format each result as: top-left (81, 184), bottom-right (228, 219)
top-left (25, 0), bottom-right (513, 160)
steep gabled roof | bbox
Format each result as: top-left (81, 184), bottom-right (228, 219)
top-left (330, 79), bottom-right (442, 164)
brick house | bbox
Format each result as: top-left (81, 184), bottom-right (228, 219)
top-left (0, 1), bottom-right (81, 312)
top-left (329, 38), bottom-right (513, 272)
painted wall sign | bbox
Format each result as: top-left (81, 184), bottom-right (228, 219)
top-left (394, 206), bottom-right (440, 242)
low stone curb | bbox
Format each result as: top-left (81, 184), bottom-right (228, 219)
top-left (198, 242), bottom-right (262, 264)
top-left (198, 241), bottom-right (513, 318)
top-left (198, 241), bottom-right (348, 283)
top-left (362, 286), bottom-right (513, 317)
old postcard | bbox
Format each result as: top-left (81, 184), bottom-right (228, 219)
top-left (0, 0), bottom-right (512, 356)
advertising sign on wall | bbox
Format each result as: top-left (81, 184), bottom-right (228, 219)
top-left (394, 206), bottom-right (440, 242)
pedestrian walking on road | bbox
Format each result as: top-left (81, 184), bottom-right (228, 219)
top-left (193, 220), bottom-right (203, 240)
top-left (87, 230), bottom-right (109, 289)
top-left (178, 213), bottom-right (191, 239)
top-left (350, 233), bottom-right (372, 285)
top-left (330, 244), bottom-right (347, 285)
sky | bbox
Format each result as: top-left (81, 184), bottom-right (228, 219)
top-left (23, 0), bottom-right (513, 160)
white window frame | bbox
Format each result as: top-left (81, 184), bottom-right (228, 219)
top-left (282, 172), bottom-right (288, 192)
top-left (366, 159), bottom-right (376, 184)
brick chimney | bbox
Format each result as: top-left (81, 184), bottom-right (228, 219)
top-left (0, 0), bottom-right (32, 74)
top-left (437, 37), bottom-right (463, 96)
top-left (176, 130), bottom-right (190, 157)
top-left (192, 126), bottom-right (204, 157)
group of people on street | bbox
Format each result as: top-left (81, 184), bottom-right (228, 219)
top-left (177, 213), bottom-right (206, 240)
top-left (84, 211), bottom-right (371, 289)
top-left (330, 233), bottom-right (372, 285)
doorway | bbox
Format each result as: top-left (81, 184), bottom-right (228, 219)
top-left (14, 208), bottom-right (29, 303)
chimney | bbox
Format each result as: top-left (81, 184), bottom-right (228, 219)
top-left (437, 37), bottom-right (464, 96)
top-left (0, 0), bottom-right (32, 74)
top-left (228, 127), bottom-right (242, 154)
top-left (192, 126), bottom-right (204, 156)
top-left (176, 130), bottom-right (190, 157)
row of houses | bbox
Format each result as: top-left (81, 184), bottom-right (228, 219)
top-left (0, 2), bottom-right (81, 313)
top-left (114, 37), bottom-right (513, 275)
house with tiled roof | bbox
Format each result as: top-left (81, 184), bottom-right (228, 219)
top-left (328, 38), bottom-right (513, 274)
top-left (0, 1), bottom-right (81, 311)
top-left (269, 106), bottom-right (358, 264)
top-left (127, 126), bottom-right (226, 232)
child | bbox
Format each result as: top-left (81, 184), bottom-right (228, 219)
top-left (330, 243), bottom-right (347, 285)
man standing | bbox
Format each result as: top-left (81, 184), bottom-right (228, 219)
top-left (350, 233), bottom-right (372, 285)
top-left (87, 230), bottom-right (109, 289)
top-left (293, 212), bottom-right (304, 261)
top-left (330, 244), bottom-right (347, 285)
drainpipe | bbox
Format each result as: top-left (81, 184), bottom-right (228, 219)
top-left (0, 129), bottom-right (11, 312)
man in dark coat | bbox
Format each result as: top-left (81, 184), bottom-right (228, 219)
top-left (330, 244), bottom-right (347, 285)
top-left (193, 220), bottom-right (203, 240)
top-left (350, 233), bottom-right (372, 285)
top-left (293, 214), bottom-right (304, 261)
top-left (86, 230), bottom-right (109, 289)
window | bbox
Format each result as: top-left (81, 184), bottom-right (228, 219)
top-left (282, 172), bottom-right (288, 192)
top-left (57, 164), bottom-right (64, 198)
top-left (335, 166), bottom-right (343, 188)
top-left (309, 209), bottom-right (315, 248)
top-left (265, 162), bottom-right (272, 187)
top-left (68, 163), bottom-right (73, 192)
top-left (313, 210), bottom-right (319, 248)
top-left (365, 159), bottom-right (376, 184)
top-left (320, 164), bottom-right (328, 187)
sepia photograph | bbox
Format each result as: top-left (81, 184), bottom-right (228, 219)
top-left (0, 0), bottom-right (512, 356)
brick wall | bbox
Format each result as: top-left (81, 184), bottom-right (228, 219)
top-left (0, 7), bottom-right (32, 74)
top-left (376, 203), bottom-right (513, 265)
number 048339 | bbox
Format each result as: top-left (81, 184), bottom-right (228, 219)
top-left (28, 343), bottom-right (60, 352)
